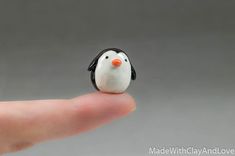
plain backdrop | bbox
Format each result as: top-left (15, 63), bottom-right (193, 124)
top-left (0, 0), bottom-right (234, 156)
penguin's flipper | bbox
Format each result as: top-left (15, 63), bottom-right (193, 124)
top-left (90, 71), bottom-right (99, 91)
top-left (131, 66), bottom-right (136, 80)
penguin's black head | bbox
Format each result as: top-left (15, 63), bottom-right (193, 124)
top-left (88, 48), bottom-right (136, 80)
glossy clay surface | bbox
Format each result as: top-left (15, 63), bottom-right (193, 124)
top-left (95, 50), bottom-right (131, 93)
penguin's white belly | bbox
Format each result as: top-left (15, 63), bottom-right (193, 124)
top-left (95, 69), bottom-right (131, 93)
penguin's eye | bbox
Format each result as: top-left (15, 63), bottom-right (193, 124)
top-left (105, 56), bottom-right (109, 59)
top-left (125, 59), bottom-right (128, 62)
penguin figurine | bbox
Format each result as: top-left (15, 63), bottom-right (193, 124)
top-left (88, 48), bottom-right (136, 93)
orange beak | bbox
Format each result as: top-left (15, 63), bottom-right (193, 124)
top-left (112, 59), bottom-right (122, 67)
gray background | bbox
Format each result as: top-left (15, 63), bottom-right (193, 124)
top-left (0, 0), bottom-right (234, 155)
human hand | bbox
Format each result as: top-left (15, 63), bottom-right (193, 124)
top-left (0, 92), bottom-right (136, 154)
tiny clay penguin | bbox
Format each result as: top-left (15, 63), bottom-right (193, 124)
top-left (88, 48), bottom-right (136, 93)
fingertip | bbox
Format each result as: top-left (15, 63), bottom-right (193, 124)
top-left (69, 92), bottom-right (136, 132)
top-left (73, 92), bottom-right (136, 115)
top-left (92, 92), bottom-right (136, 110)
top-left (24, 92), bottom-right (137, 142)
